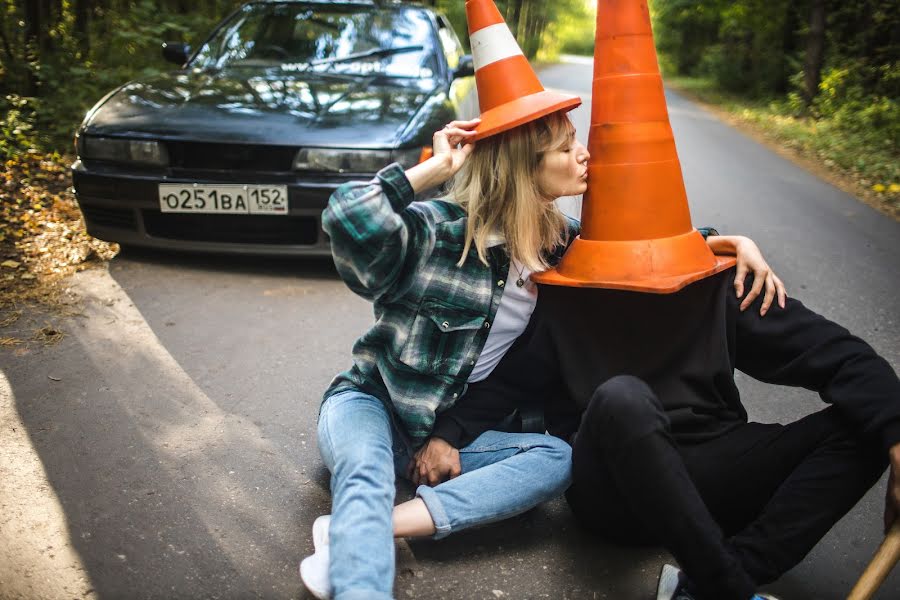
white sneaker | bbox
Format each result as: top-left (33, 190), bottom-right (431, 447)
top-left (300, 515), bottom-right (332, 599)
top-left (656, 564), bottom-right (683, 600)
top-left (313, 515), bottom-right (330, 549)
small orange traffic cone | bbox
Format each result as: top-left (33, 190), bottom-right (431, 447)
top-left (532, 0), bottom-right (734, 293)
top-left (466, 0), bottom-right (581, 141)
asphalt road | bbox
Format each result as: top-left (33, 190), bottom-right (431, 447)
top-left (1, 57), bottom-right (899, 600)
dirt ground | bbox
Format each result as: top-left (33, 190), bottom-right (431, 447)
top-left (0, 152), bottom-right (117, 352)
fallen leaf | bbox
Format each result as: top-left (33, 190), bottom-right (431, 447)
top-left (1, 260), bottom-right (20, 268)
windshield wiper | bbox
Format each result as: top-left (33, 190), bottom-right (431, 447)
top-left (310, 45), bottom-right (424, 67)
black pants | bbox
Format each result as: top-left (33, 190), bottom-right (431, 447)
top-left (566, 376), bottom-right (887, 600)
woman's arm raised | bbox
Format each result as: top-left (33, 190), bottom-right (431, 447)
top-left (405, 118), bottom-right (479, 194)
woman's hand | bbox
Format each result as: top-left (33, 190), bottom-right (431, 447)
top-left (433, 118), bottom-right (480, 173)
top-left (405, 118), bottom-right (479, 194)
top-left (707, 235), bottom-right (787, 316)
top-left (407, 437), bottom-right (461, 486)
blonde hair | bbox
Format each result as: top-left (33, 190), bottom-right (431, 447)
top-left (449, 111), bottom-right (572, 272)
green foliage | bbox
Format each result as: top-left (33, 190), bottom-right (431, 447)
top-left (546, 2), bottom-right (596, 59)
top-left (652, 0), bottom-right (898, 214)
top-left (1, 0), bottom-right (244, 155)
top-left (810, 63), bottom-right (899, 153)
top-left (29, 0), bottom-right (208, 147)
top-left (0, 95), bottom-right (38, 159)
top-left (667, 75), bottom-right (899, 216)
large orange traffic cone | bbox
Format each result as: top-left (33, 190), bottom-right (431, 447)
top-left (532, 0), bottom-right (734, 293)
top-left (466, 0), bottom-right (581, 141)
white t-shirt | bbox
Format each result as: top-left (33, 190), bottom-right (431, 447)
top-left (468, 235), bottom-right (538, 382)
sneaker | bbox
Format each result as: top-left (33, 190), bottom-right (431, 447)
top-left (300, 515), bottom-right (332, 599)
top-left (656, 564), bottom-right (698, 600)
top-left (656, 563), bottom-right (781, 600)
top-left (312, 515), bottom-right (330, 549)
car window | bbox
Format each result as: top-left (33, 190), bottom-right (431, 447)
top-left (436, 16), bottom-right (462, 70)
top-left (193, 2), bottom-right (438, 78)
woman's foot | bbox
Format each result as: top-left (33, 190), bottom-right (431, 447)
top-left (300, 515), bottom-right (331, 599)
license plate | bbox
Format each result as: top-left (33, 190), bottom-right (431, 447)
top-left (158, 184), bottom-right (288, 215)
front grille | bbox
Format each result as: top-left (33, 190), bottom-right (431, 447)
top-left (142, 212), bottom-right (320, 245)
top-left (167, 142), bottom-right (298, 172)
top-left (74, 172), bottom-right (158, 201)
top-left (80, 205), bottom-right (138, 230)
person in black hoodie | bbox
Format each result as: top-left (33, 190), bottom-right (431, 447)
top-left (422, 266), bottom-right (900, 600)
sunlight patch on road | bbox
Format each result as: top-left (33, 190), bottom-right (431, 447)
top-left (0, 373), bottom-right (98, 600)
top-left (62, 268), bottom-right (319, 577)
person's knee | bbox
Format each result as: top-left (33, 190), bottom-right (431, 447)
top-left (533, 435), bottom-right (573, 494)
top-left (517, 433), bottom-right (572, 469)
top-left (819, 409), bottom-right (888, 483)
top-left (540, 434), bottom-right (573, 462)
top-left (584, 375), bottom-right (663, 432)
top-left (317, 392), bottom-right (393, 472)
top-left (504, 433), bottom-right (573, 495)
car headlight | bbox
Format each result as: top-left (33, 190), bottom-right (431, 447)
top-left (81, 137), bottom-right (169, 166)
top-left (293, 148), bottom-right (393, 174)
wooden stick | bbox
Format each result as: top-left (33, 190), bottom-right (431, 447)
top-left (847, 520), bottom-right (900, 600)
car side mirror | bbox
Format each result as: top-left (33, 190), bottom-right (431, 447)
top-left (162, 42), bottom-right (191, 66)
top-left (453, 55), bottom-right (475, 79)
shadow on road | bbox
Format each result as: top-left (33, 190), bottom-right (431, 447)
top-left (114, 246), bottom-right (341, 281)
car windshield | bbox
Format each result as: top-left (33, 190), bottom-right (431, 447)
top-left (192, 2), bottom-right (439, 78)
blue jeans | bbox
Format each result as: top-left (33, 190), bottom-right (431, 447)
top-left (317, 389), bottom-right (572, 600)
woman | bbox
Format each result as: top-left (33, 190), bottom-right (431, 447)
top-left (302, 112), bottom-right (782, 600)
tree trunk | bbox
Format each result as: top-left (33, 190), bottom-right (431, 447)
top-left (75, 0), bottom-right (91, 55)
top-left (518, 0), bottom-right (531, 56)
top-left (39, 0), bottom-right (53, 52)
top-left (802, 0), bottom-right (826, 107)
top-left (506, 0), bottom-right (523, 40)
top-left (24, 0), bottom-right (41, 95)
top-left (0, 13), bottom-right (16, 67)
top-left (777, 2), bottom-right (799, 95)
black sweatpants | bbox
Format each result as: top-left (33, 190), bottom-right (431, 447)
top-left (566, 375), bottom-right (887, 600)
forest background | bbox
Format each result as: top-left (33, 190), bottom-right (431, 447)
top-left (0, 0), bottom-right (897, 257)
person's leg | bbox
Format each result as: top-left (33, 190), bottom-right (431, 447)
top-left (567, 375), bottom-right (757, 600)
top-left (413, 430), bottom-right (572, 539)
top-left (317, 391), bottom-right (397, 600)
top-left (681, 406), bottom-right (887, 585)
top-left (392, 498), bottom-right (436, 538)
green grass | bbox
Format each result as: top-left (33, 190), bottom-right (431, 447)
top-left (664, 76), bottom-right (899, 219)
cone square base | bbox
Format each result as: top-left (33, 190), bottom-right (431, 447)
top-left (532, 231), bottom-right (737, 293)
top-left (473, 90), bottom-right (581, 141)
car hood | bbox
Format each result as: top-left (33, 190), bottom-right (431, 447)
top-left (82, 69), bottom-right (438, 148)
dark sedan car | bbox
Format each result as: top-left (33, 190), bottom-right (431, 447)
top-left (72, 0), bottom-right (475, 255)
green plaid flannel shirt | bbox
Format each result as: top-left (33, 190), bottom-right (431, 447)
top-left (322, 163), bottom-right (716, 447)
top-left (322, 163), bottom-right (578, 446)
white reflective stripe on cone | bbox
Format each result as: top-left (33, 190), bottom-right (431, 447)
top-left (470, 23), bottom-right (524, 71)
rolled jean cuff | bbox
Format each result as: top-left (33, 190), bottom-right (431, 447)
top-left (335, 590), bottom-right (394, 600)
top-left (415, 484), bottom-right (452, 540)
